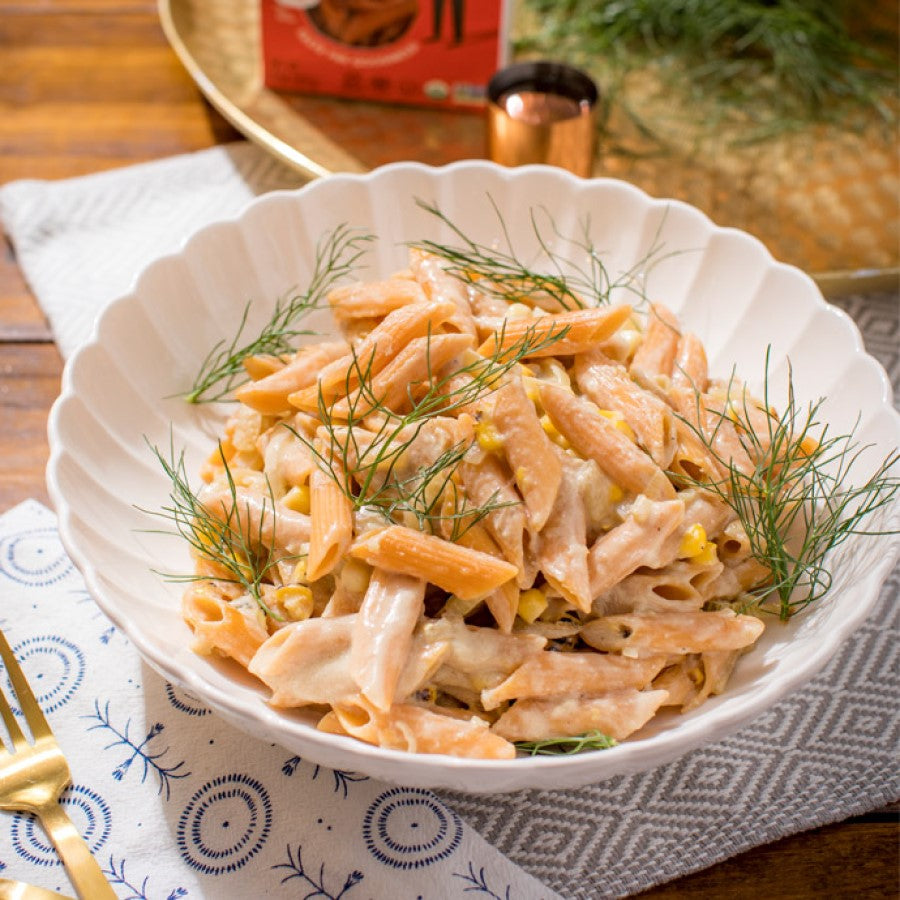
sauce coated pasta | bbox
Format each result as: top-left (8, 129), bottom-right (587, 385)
top-left (178, 247), bottom-right (780, 760)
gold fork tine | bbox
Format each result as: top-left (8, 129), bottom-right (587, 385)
top-left (0, 628), bottom-right (116, 899)
top-left (0, 630), bottom-right (50, 743)
top-left (0, 679), bottom-right (27, 751)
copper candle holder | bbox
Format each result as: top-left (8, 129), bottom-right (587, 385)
top-left (486, 61), bottom-right (599, 177)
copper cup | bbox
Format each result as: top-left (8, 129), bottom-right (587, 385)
top-left (486, 61), bottom-right (598, 177)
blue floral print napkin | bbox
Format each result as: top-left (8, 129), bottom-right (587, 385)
top-left (0, 499), bottom-right (557, 899)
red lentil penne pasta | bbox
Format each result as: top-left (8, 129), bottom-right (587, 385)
top-left (492, 375), bottom-right (561, 531)
top-left (477, 305), bottom-right (632, 359)
top-left (539, 382), bottom-right (676, 501)
top-left (348, 525), bottom-right (518, 600)
top-left (236, 340), bottom-right (348, 415)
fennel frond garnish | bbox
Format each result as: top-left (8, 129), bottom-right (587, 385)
top-left (186, 223), bottom-right (374, 403)
top-left (515, 730), bottom-right (618, 755)
top-left (674, 352), bottom-right (899, 620)
top-left (411, 198), bottom-right (660, 311)
top-left (147, 440), bottom-right (284, 617)
top-left (298, 321), bottom-right (571, 540)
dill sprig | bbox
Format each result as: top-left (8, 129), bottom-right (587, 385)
top-left (515, 730), bottom-right (617, 756)
top-left (298, 321), bottom-right (570, 540)
top-left (673, 350), bottom-right (899, 620)
top-left (411, 198), bottom-right (659, 312)
top-left (186, 223), bottom-right (374, 403)
top-left (146, 439), bottom-right (284, 617)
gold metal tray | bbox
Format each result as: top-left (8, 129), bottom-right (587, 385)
top-left (159, 0), bottom-right (899, 295)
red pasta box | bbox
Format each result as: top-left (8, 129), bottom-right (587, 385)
top-left (261, 0), bottom-right (508, 109)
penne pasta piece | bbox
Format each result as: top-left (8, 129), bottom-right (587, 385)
top-left (573, 353), bottom-right (677, 468)
top-left (409, 249), bottom-right (479, 338)
top-left (260, 424), bottom-right (314, 495)
top-left (182, 583), bottom-right (268, 668)
top-left (235, 341), bottom-right (348, 415)
top-left (350, 569), bottom-right (425, 711)
top-left (198, 483), bottom-right (310, 557)
top-left (243, 353), bottom-right (289, 381)
top-left (669, 386), bottom-right (755, 476)
top-left (537, 452), bottom-right (592, 612)
top-left (455, 521), bottom-right (518, 632)
top-left (580, 610), bottom-right (765, 655)
top-left (681, 650), bottom-right (741, 712)
top-left (328, 277), bottom-right (427, 320)
top-left (481, 652), bottom-right (667, 710)
top-left (630, 303), bottom-right (680, 379)
top-left (539, 383), bottom-right (676, 500)
top-left (424, 615), bottom-right (546, 692)
top-left (477, 305), bottom-right (632, 359)
top-left (652, 657), bottom-right (701, 708)
top-left (492, 376), bottom-right (561, 531)
top-left (306, 435), bottom-right (353, 581)
top-left (288, 300), bottom-right (458, 411)
top-left (672, 332), bottom-right (708, 391)
top-left (492, 689), bottom-right (669, 742)
top-left (329, 332), bottom-right (474, 419)
top-left (248, 615), bottom-right (359, 707)
top-left (588, 495), bottom-right (685, 599)
top-left (459, 445), bottom-right (527, 579)
top-left (333, 699), bottom-right (515, 759)
top-left (348, 525), bottom-right (518, 600)
top-left (596, 559), bottom-right (722, 616)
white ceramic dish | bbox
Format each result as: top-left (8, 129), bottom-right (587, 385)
top-left (47, 161), bottom-right (899, 792)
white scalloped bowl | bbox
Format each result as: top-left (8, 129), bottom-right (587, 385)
top-left (47, 162), bottom-right (899, 792)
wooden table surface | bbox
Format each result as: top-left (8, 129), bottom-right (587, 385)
top-left (1, 2), bottom-right (897, 896)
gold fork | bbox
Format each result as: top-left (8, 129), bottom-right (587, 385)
top-left (0, 629), bottom-right (116, 899)
top-left (0, 877), bottom-right (74, 900)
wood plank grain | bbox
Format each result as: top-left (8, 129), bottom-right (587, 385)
top-left (0, 343), bottom-right (62, 510)
top-left (0, 235), bottom-right (51, 341)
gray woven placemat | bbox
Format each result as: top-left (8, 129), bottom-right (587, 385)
top-left (443, 290), bottom-right (900, 898)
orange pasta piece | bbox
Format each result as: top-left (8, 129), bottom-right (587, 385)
top-left (631, 303), bottom-right (681, 378)
top-left (459, 446), bottom-right (527, 578)
top-left (455, 522), bottom-right (518, 632)
top-left (539, 383), bottom-right (676, 500)
top-left (481, 652), bottom-right (668, 710)
top-left (306, 438), bottom-right (353, 581)
top-left (235, 340), bottom-right (347, 415)
top-left (333, 699), bottom-right (515, 759)
top-left (588, 496), bottom-right (685, 598)
top-left (672, 332), bottom-right (709, 390)
top-left (537, 453), bottom-right (591, 612)
top-left (329, 332), bottom-right (473, 418)
top-left (581, 610), bottom-right (765, 655)
top-left (492, 689), bottom-right (669, 742)
top-left (182, 583), bottom-right (268, 669)
top-left (350, 569), bottom-right (425, 711)
top-left (477, 305), bottom-right (632, 359)
top-left (573, 353), bottom-right (677, 468)
top-left (492, 376), bottom-right (561, 531)
top-left (409, 249), bottom-right (479, 338)
top-left (348, 525), bottom-right (518, 600)
top-left (328, 278), bottom-right (427, 320)
top-left (288, 300), bottom-right (458, 411)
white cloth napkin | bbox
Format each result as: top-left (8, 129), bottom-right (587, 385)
top-left (1, 143), bottom-right (898, 898)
